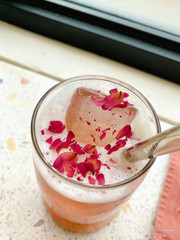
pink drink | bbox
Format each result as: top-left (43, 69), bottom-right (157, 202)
top-left (31, 75), bottom-right (160, 232)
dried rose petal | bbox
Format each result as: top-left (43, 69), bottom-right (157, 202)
top-left (65, 167), bottom-right (75, 178)
top-left (91, 89), bottom-right (129, 111)
top-left (105, 144), bottom-right (111, 150)
top-left (95, 127), bottom-right (101, 132)
top-left (101, 92), bottom-right (123, 110)
top-left (85, 157), bottom-right (102, 174)
top-left (103, 163), bottom-right (110, 169)
top-left (53, 155), bottom-right (64, 173)
top-left (109, 158), bottom-right (117, 164)
top-left (41, 129), bottom-right (45, 135)
top-left (47, 121), bottom-right (65, 133)
top-left (53, 152), bottom-right (78, 173)
top-left (66, 131), bottom-right (75, 142)
top-left (86, 121), bottom-right (91, 125)
top-left (91, 134), bottom-right (96, 143)
top-left (96, 173), bottom-right (105, 185)
top-left (88, 176), bottom-right (96, 185)
top-left (63, 152), bottom-right (78, 168)
top-left (70, 142), bottom-right (85, 155)
top-left (107, 140), bottom-right (126, 154)
top-left (116, 125), bottom-right (132, 140)
top-left (45, 136), bottom-right (53, 144)
top-left (77, 162), bottom-right (88, 177)
top-left (100, 132), bottom-right (106, 140)
top-left (56, 131), bottom-right (75, 153)
top-left (109, 88), bottom-right (118, 94)
top-left (49, 138), bottom-right (62, 149)
top-left (83, 144), bottom-right (96, 154)
top-left (77, 176), bottom-right (82, 181)
top-left (116, 139), bottom-right (127, 146)
top-left (103, 127), bottom-right (111, 132)
top-left (91, 98), bottom-right (105, 107)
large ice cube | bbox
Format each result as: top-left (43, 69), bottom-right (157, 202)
top-left (65, 87), bottom-right (136, 146)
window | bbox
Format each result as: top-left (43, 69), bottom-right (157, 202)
top-left (0, 0), bottom-right (179, 83)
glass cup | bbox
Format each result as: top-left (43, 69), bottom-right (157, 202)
top-left (31, 75), bottom-right (161, 233)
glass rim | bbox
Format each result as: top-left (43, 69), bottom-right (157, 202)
top-left (31, 75), bottom-right (161, 190)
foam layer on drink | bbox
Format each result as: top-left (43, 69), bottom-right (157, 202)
top-left (35, 81), bottom-right (154, 203)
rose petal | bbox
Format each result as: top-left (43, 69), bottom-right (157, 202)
top-left (109, 158), bottom-right (117, 164)
top-left (63, 152), bottom-right (78, 168)
top-left (91, 134), bottom-right (96, 143)
top-left (109, 88), bottom-right (118, 94)
top-left (56, 131), bottom-right (75, 153)
top-left (103, 163), bottom-right (110, 169)
top-left (83, 144), bottom-right (96, 154)
top-left (41, 129), bottom-right (45, 135)
top-left (53, 155), bottom-right (64, 173)
top-left (91, 97), bottom-right (105, 107)
top-left (100, 132), bottom-right (106, 140)
top-left (47, 121), bottom-right (65, 133)
top-left (103, 127), bottom-right (111, 132)
top-left (66, 131), bottom-right (75, 143)
top-left (70, 142), bottom-right (85, 155)
top-left (53, 152), bottom-right (78, 172)
top-left (105, 144), bottom-right (111, 150)
top-left (86, 121), bottom-right (91, 125)
top-left (102, 91), bottom-right (125, 110)
top-left (77, 176), bottom-right (82, 181)
top-left (49, 138), bottom-right (62, 149)
top-left (77, 162), bottom-right (88, 177)
top-left (85, 157), bottom-right (102, 174)
top-left (107, 140), bottom-right (126, 154)
top-left (45, 136), bottom-right (53, 144)
top-left (88, 176), bottom-right (96, 185)
top-left (96, 173), bottom-right (105, 185)
top-left (65, 167), bottom-right (75, 178)
top-left (116, 125), bottom-right (132, 140)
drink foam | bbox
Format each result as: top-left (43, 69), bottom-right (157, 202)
top-left (34, 81), bottom-right (153, 203)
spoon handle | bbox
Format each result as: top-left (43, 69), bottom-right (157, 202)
top-left (124, 124), bottom-right (180, 162)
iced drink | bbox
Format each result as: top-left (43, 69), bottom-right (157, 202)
top-left (31, 75), bottom-right (160, 232)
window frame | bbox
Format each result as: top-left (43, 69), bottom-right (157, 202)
top-left (0, 0), bottom-right (179, 83)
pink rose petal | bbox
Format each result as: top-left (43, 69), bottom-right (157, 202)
top-left (65, 167), bottom-right (75, 178)
top-left (91, 89), bottom-right (129, 111)
top-left (70, 142), bottom-right (85, 155)
top-left (88, 176), bottom-right (96, 185)
top-left (56, 131), bottom-right (75, 153)
top-left (77, 162), bottom-right (88, 177)
top-left (83, 144), bottom-right (96, 154)
top-left (96, 173), bottom-right (105, 185)
top-left (49, 138), bottom-right (62, 149)
top-left (91, 97), bottom-right (105, 107)
top-left (100, 132), bottom-right (106, 140)
top-left (45, 136), bottom-right (53, 144)
top-left (77, 176), bottom-right (82, 181)
top-left (109, 158), bottom-right (117, 164)
top-left (53, 152), bottom-right (78, 173)
top-left (41, 129), bottom-right (45, 135)
top-left (47, 121), bottom-right (65, 133)
top-left (107, 140), bottom-right (126, 154)
top-left (85, 157), bottom-right (102, 174)
top-left (105, 144), bottom-right (111, 150)
top-left (109, 88), bottom-right (118, 94)
top-left (63, 152), bottom-right (78, 168)
top-left (53, 155), bottom-right (64, 173)
top-left (116, 125), bottom-right (132, 140)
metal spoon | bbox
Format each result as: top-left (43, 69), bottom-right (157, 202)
top-left (124, 124), bottom-right (180, 162)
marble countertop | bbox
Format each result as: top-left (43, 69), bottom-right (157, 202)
top-left (0, 61), bottom-right (172, 240)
